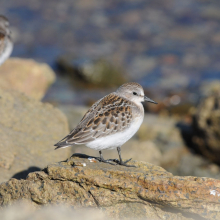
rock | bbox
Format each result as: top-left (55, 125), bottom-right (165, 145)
top-left (177, 153), bottom-right (220, 179)
top-left (119, 140), bottom-right (162, 166)
top-left (182, 95), bottom-right (220, 164)
top-left (0, 87), bottom-right (71, 183)
top-left (1, 155), bottom-right (220, 219)
top-left (160, 146), bottom-right (188, 169)
top-left (0, 58), bottom-right (56, 100)
top-left (0, 201), bottom-right (107, 220)
top-left (56, 56), bottom-right (127, 88)
top-left (137, 114), bottom-right (185, 152)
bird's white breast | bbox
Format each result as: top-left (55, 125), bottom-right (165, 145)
top-left (86, 114), bottom-right (144, 151)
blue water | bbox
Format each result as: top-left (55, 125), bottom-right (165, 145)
top-left (1, 0), bottom-right (220, 104)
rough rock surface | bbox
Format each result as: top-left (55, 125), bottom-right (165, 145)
top-left (0, 58), bottom-right (55, 100)
top-left (1, 155), bottom-right (220, 220)
top-left (0, 88), bottom-right (71, 183)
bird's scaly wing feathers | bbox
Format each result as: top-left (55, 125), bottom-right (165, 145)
top-left (54, 93), bottom-right (134, 149)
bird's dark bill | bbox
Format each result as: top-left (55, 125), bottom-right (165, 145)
top-left (144, 96), bottom-right (157, 104)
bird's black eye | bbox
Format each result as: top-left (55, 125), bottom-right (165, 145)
top-left (133, 92), bottom-right (138, 96)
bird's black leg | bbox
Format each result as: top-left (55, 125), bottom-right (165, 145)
top-left (99, 150), bottom-right (104, 161)
top-left (96, 150), bottom-right (116, 165)
top-left (114, 147), bottom-right (135, 167)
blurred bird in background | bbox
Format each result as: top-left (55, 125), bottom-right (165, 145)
top-left (0, 15), bottom-right (13, 65)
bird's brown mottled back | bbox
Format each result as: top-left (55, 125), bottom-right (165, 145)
top-left (55, 93), bottom-right (136, 145)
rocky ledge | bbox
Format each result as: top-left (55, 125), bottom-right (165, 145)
top-left (0, 155), bottom-right (220, 220)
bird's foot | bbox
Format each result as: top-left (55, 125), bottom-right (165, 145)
top-left (111, 158), bottom-right (136, 167)
top-left (95, 157), bottom-right (116, 165)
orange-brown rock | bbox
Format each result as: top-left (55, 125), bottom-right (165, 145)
top-left (0, 88), bottom-right (71, 183)
top-left (0, 58), bottom-right (55, 100)
top-left (0, 155), bottom-right (220, 220)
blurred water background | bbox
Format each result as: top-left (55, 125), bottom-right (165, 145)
top-left (1, 0), bottom-right (220, 108)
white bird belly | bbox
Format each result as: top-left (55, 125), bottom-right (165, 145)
top-left (86, 115), bottom-right (143, 151)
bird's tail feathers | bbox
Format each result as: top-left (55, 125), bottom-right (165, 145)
top-left (54, 142), bottom-right (72, 150)
top-left (54, 134), bottom-right (73, 150)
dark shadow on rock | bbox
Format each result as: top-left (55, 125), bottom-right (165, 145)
top-left (70, 153), bottom-right (93, 159)
top-left (176, 121), bottom-right (194, 151)
top-left (11, 166), bottom-right (41, 180)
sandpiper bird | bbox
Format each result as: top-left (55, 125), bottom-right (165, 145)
top-left (55, 82), bottom-right (157, 167)
top-left (0, 15), bottom-right (13, 65)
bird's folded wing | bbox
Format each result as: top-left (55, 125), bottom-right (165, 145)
top-left (55, 94), bottom-right (133, 147)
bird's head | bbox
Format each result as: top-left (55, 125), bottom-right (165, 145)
top-left (116, 82), bottom-right (157, 105)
